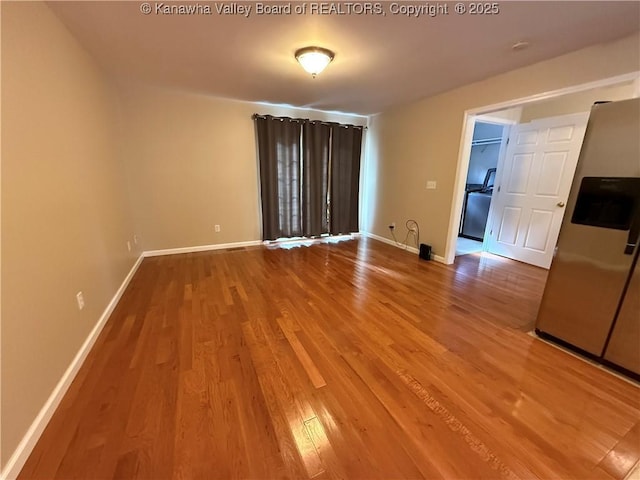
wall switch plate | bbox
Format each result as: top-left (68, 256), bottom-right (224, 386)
top-left (76, 291), bottom-right (85, 311)
top-left (426, 181), bottom-right (437, 190)
top-left (214, 225), bottom-right (221, 232)
top-left (127, 241), bottom-right (131, 252)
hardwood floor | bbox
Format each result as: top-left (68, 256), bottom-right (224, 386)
top-left (19, 238), bottom-right (640, 479)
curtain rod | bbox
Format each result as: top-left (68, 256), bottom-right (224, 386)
top-left (252, 113), bottom-right (367, 130)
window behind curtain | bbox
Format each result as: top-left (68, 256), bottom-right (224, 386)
top-left (255, 116), bottom-right (302, 240)
top-left (255, 114), bottom-right (363, 241)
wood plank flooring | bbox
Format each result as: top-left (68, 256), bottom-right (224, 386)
top-left (19, 238), bottom-right (640, 479)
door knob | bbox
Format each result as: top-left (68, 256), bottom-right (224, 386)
top-left (557, 201), bottom-right (566, 207)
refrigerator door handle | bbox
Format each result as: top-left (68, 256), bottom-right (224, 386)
top-left (625, 216), bottom-right (640, 255)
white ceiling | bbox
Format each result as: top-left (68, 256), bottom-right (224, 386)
top-left (49, 1), bottom-right (640, 115)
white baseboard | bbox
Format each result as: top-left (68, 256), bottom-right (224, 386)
top-left (143, 239), bottom-right (263, 257)
top-left (364, 232), bottom-right (420, 255)
top-left (0, 254), bottom-right (145, 480)
top-left (433, 254), bottom-right (448, 264)
top-left (362, 232), bottom-right (447, 264)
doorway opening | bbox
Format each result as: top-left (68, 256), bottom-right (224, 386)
top-left (455, 120), bottom-right (508, 257)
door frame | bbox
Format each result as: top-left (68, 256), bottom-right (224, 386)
top-left (443, 71), bottom-right (640, 265)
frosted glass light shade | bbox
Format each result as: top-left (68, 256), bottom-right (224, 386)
top-left (295, 47), bottom-right (334, 77)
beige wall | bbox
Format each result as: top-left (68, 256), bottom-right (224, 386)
top-left (520, 81), bottom-right (637, 122)
top-left (119, 84), bottom-right (365, 251)
top-left (365, 33), bottom-right (640, 257)
top-left (1, 2), bottom-right (137, 468)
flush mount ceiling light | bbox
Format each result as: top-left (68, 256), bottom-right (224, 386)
top-left (295, 46), bottom-right (335, 78)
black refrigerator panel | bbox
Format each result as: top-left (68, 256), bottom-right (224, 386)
top-left (572, 177), bottom-right (640, 231)
top-left (461, 191), bottom-right (492, 241)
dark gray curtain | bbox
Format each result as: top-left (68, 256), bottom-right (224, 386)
top-left (330, 125), bottom-right (362, 235)
top-left (256, 116), bottom-right (302, 240)
top-left (256, 115), bottom-right (362, 241)
top-left (302, 121), bottom-right (330, 237)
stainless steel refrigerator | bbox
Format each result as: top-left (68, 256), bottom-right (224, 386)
top-left (535, 98), bottom-right (640, 378)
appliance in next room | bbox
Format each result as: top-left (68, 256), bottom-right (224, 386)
top-left (535, 98), bottom-right (640, 379)
top-left (460, 168), bottom-right (496, 240)
top-left (459, 121), bottom-right (504, 242)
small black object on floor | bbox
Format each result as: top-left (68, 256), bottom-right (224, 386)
top-left (419, 243), bottom-right (431, 261)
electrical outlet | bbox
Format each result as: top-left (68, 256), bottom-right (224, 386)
top-left (214, 224), bottom-right (221, 233)
top-left (127, 241), bottom-right (131, 252)
top-left (389, 222), bottom-right (396, 229)
top-left (76, 291), bottom-right (85, 311)
top-left (426, 181), bottom-right (437, 190)
top-left (133, 235), bottom-right (138, 245)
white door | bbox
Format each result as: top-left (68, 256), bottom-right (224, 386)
top-left (485, 112), bottom-right (589, 269)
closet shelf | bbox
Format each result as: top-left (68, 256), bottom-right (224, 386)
top-left (471, 137), bottom-right (503, 146)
